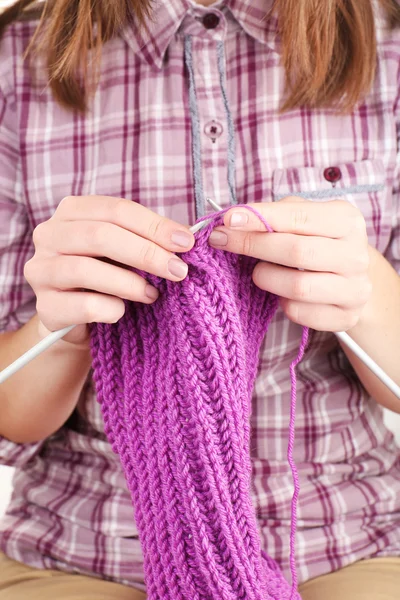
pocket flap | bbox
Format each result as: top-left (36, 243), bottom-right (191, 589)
top-left (272, 159), bottom-right (385, 201)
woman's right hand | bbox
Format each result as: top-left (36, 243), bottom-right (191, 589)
top-left (24, 195), bottom-right (195, 345)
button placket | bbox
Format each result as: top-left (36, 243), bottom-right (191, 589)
top-left (187, 27), bottom-right (230, 215)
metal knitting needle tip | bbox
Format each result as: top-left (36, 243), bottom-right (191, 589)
top-left (189, 221), bottom-right (210, 234)
top-left (206, 197), bottom-right (223, 212)
top-left (189, 199), bottom-right (223, 234)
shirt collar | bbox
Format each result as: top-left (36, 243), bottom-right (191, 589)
top-left (120, 0), bottom-right (277, 69)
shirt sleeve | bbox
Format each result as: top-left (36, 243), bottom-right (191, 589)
top-left (0, 84), bottom-right (36, 333)
top-left (385, 174), bottom-right (400, 274)
top-left (385, 73), bottom-right (400, 274)
top-left (0, 61), bottom-right (43, 467)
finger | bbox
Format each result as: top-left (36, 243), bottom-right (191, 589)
top-left (36, 221), bottom-right (189, 281)
top-left (55, 195), bottom-right (195, 252)
top-left (37, 320), bottom-right (90, 347)
top-left (36, 290), bottom-right (126, 331)
top-left (253, 262), bottom-right (372, 308)
top-left (31, 256), bottom-right (160, 304)
top-left (209, 229), bottom-right (368, 275)
top-left (279, 298), bottom-right (360, 331)
top-left (222, 199), bottom-right (366, 239)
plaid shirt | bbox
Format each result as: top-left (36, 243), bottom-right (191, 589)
top-left (1, 0), bottom-right (400, 590)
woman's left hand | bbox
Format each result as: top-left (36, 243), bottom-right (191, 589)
top-left (208, 197), bottom-right (373, 332)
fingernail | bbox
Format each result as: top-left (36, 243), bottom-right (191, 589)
top-left (230, 212), bottom-right (248, 227)
top-left (168, 258), bottom-right (188, 279)
top-left (171, 230), bottom-right (193, 249)
top-left (145, 285), bottom-right (159, 300)
top-left (209, 231), bottom-right (228, 246)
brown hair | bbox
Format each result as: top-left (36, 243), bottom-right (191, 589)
top-left (1, 0), bottom-right (400, 112)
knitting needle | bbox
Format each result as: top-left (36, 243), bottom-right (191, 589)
top-left (0, 205), bottom-right (219, 385)
top-left (1, 200), bottom-right (400, 401)
top-left (189, 198), bottom-right (224, 233)
top-left (335, 331), bottom-right (400, 398)
top-left (198, 201), bottom-right (400, 399)
top-left (205, 197), bottom-right (222, 212)
top-left (0, 325), bottom-right (76, 384)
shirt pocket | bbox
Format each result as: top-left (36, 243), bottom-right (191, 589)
top-left (272, 159), bottom-right (391, 252)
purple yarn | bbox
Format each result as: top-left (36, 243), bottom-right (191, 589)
top-left (91, 207), bottom-right (308, 600)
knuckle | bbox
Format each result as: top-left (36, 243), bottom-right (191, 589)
top-left (139, 242), bottom-right (158, 269)
top-left (82, 296), bottom-right (101, 323)
top-left (112, 198), bottom-right (128, 223)
top-left (110, 300), bottom-right (125, 323)
top-left (292, 273), bottom-right (311, 301)
top-left (290, 239), bottom-right (304, 265)
top-left (147, 216), bottom-right (166, 242)
top-left (342, 310), bottom-right (360, 331)
top-left (290, 239), bottom-right (314, 267)
top-left (242, 232), bottom-right (256, 256)
top-left (252, 263), bottom-right (266, 290)
top-left (24, 258), bottom-right (44, 288)
top-left (283, 300), bottom-right (300, 324)
top-left (23, 258), bottom-right (35, 282)
top-left (51, 255), bottom-right (75, 287)
top-left (72, 258), bottom-right (88, 283)
top-left (46, 259), bottom-right (61, 286)
top-left (57, 196), bottom-right (75, 214)
top-left (32, 222), bottom-right (47, 248)
top-left (88, 223), bottom-right (110, 251)
top-left (290, 208), bottom-right (308, 231)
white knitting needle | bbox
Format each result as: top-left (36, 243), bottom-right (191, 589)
top-left (0, 202), bottom-right (219, 385)
top-left (1, 200), bottom-right (400, 400)
top-left (0, 325), bottom-right (76, 384)
top-left (335, 331), bottom-right (400, 398)
top-left (189, 198), bottom-right (222, 233)
top-left (194, 201), bottom-right (400, 399)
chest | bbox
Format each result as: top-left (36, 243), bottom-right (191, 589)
top-left (18, 32), bottom-right (397, 254)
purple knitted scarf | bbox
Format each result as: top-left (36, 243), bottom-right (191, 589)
top-left (91, 208), bottom-right (308, 600)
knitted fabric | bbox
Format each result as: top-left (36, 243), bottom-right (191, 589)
top-left (90, 208), bottom-right (308, 600)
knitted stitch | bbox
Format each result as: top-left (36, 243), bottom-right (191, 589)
top-left (91, 208), bottom-right (308, 600)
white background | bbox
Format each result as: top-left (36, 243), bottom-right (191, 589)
top-left (0, 0), bottom-right (399, 521)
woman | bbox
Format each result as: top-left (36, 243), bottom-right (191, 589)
top-left (0, 0), bottom-right (399, 598)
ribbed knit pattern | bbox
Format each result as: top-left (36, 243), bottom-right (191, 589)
top-left (90, 210), bottom-right (304, 600)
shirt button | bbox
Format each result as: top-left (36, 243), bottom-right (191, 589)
top-left (202, 13), bottom-right (220, 30)
top-left (204, 120), bottom-right (223, 142)
top-left (323, 166), bottom-right (342, 184)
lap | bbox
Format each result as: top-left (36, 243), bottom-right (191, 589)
top-left (1, 552), bottom-right (398, 599)
top-left (299, 557), bottom-right (400, 600)
top-left (0, 552), bottom-right (146, 600)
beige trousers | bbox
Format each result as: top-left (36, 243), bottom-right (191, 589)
top-left (0, 552), bottom-right (399, 599)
